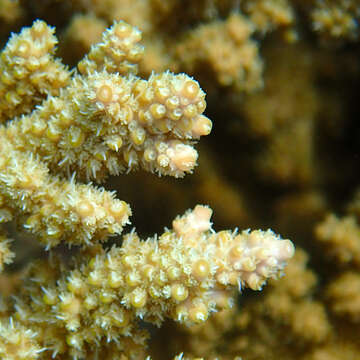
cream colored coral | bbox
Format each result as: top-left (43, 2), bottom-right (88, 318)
top-left (3, 21), bottom-right (211, 182)
top-left (4, 70), bottom-right (210, 181)
top-left (73, 0), bottom-right (156, 33)
top-left (305, 342), bottom-right (360, 360)
top-left (261, 249), bottom-right (331, 344)
top-left (0, 20), bottom-right (70, 122)
top-left (0, 0), bottom-right (24, 40)
top-left (1, 206), bottom-right (294, 359)
top-left (0, 0), bottom-right (23, 24)
top-left (257, 119), bottom-right (315, 185)
top-left (0, 232), bottom-right (14, 273)
top-left (312, 0), bottom-right (360, 39)
top-left (240, 43), bottom-right (319, 186)
top-left (167, 247), bottom-right (326, 360)
top-left (0, 319), bottom-right (43, 360)
top-left (0, 17), bottom-right (297, 360)
top-left (0, 137), bottom-right (131, 248)
top-left (0, 19), bottom-right (210, 254)
top-left (244, 0), bottom-right (295, 34)
top-left (315, 214), bottom-right (360, 267)
top-left (77, 20), bottom-right (144, 76)
top-left (326, 271), bottom-right (360, 322)
top-left (175, 13), bottom-right (263, 91)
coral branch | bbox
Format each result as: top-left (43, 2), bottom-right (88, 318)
top-left (0, 138), bottom-right (131, 248)
top-left (77, 20), bottom-right (144, 76)
top-left (3, 21), bottom-right (211, 181)
top-left (0, 20), bottom-right (70, 122)
top-left (1, 206), bottom-right (294, 359)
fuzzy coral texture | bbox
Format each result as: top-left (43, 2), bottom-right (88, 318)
top-left (2, 0), bottom-right (360, 359)
top-left (0, 16), bottom-right (296, 360)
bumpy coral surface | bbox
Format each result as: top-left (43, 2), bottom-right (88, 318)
top-left (0, 18), bottom-right (295, 360)
top-left (1, 206), bottom-right (293, 359)
top-left (2, 0), bottom-right (360, 359)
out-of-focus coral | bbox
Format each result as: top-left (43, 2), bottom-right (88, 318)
top-left (0, 0), bottom-right (25, 38)
top-left (236, 42), bottom-right (320, 186)
top-left (241, 43), bottom-right (317, 138)
top-left (58, 14), bottom-right (107, 66)
top-left (315, 214), bottom-right (360, 266)
top-left (315, 182), bottom-right (360, 269)
top-left (304, 341), bottom-right (360, 360)
top-left (258, 118), bottom-right (316, 185)
top-left (244, 0), bottom-right (295, 35)
top-left (193, 148), bottom-right (252, 226)
top-left (326, 271), bottom-right (360, 321)
top-left (71, 0), bottom-right (159, 33)
top-left (174, 13), bottom-right (263, 91)
top-left (311, 0), bottom-right (360, 40)
top-left (139, 36), bottom-right (177, 78)
top-left (274, 190), bottom-right (328, 237)
top-left (312, 187), bottom-right (360, 359)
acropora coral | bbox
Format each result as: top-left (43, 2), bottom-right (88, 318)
top-left (0, 18), bottom-right (294, 360)
top-left (2, 0), bottom-right (360, 359)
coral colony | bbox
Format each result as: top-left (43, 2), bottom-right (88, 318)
top-left (0, 20), bottom-right (294, 359)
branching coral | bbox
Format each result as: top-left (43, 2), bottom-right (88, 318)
top-left (1, 205), bottom-right (294, 359)
top-left (237, 43), bottom-right (320, 186)
top-left (0, 19), bottom-right (295, 359)
top-left (2, 0), bottom-right (360, 359)
top-left (174, 13), bottom-right (263, 91)
top-left (175, 248), bottom-right (330, 360)
top-left (0, 19), bottom-right (212, 251)
top-left (0, 20), bottom-right (70, 122)
top-left (311, 0), bottom-right (360, 40)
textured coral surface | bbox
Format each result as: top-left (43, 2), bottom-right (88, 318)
top-left (1, 0), bottom-right (360, 359)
